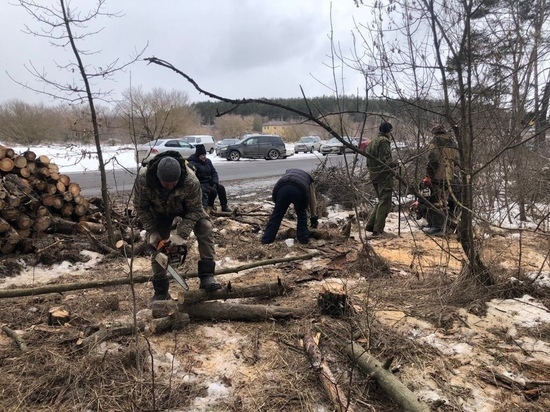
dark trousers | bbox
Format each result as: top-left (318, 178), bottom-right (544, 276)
top-left (202, 184), bottom-right (228, 208)
top-left (366, 178), bottom-right (393, 233)
top-left (150, 213), bottom-right (215, 295)
top-left (262, 184), bottom-right (309, 244)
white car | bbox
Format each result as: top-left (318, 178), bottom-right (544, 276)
top-left (319, 137), bottom-right (356, 155)
top-left (135, 139), bottom-right (195, 165)
top-left (294, 136), bottom-right (322, 153)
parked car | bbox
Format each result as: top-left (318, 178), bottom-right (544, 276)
top-left (179, 135), bottom-right (216, 154)
top-left (215, 138), bottom-right (240, 156)
top-left (218, 134), bottom-right (287, 161)
top-left (135, 139), bottom-right (196, 166)
top-left (294, 135), bottom-right (322, 153)
top-left (319, 136), bottom-right (357, 155)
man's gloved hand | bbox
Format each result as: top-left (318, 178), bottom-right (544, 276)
top-left (212, 183), bottom-right (218, 190)
top-left (310, 216), bottom-right (319, 229)
top-left (169, 234), bottom-right (185, 246)
top-left (147, 231), bottom-right (162, 249)
top-left (423, 176), bottom-right (432, 187)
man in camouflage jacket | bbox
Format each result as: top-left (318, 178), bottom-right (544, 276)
top-left (423, 124), bottom-right (460, 236)
top-left (365, 122), bottom-right (398, 236)
top-left (134, 150), bottom-right (221, 300)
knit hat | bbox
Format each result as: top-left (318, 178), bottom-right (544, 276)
top-left (156, 157), bottom-right (181, 182)
top-left (379, 122), bottom-right (393, 134)
top-left (195, 144), bottom-right (207, 156)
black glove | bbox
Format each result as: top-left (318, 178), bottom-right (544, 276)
top-left (212, 183), bottom-right (218, 190)
top-left (310, 216), bottom-right (319, 229)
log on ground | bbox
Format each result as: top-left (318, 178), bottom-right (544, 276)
top-left (345, 341), bottom-right (430, 412)
top-left (182, 301), bottom-right (308, 321)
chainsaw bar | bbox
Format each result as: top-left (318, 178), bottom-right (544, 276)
top-left (155, 252), bottom-right (190, 291)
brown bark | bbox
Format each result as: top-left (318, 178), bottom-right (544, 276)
top-left (304, 334), bottom-right (356, 412)
top-left (182, 301), bottom-right (308, 321)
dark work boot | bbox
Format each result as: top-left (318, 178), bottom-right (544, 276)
top-left (221, 205), bottom-right (231, 212)
top-left (198, 260), bottom-right (222, 292)
top-left (152, 278), bottom-right (171, 301)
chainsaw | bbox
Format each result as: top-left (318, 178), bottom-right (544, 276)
top-left (154, 239), bottom-right (189, 291)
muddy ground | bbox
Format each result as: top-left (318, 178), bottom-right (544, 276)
top-left (0, 195), bottom-right (549, 412)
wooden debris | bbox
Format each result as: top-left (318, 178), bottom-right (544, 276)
top-left (317, 280), bottom-right (353, 317)
top-left (345, 341), bottom-right (430, 412)
top-left (76, 322), bottom-right (143, 351)
top-left (150, 312), bottom-right (190, 334)
top-left (0, 146), bottom-right (100, 254)
top-left (2, 325), bottom-right (28, 352)
top-left (182, 301), bottom-right (308, 321)
top-left (177, 279), bottom-right (288, 305)
top-left (303, 333), bottom-right (356, 412)
top-left (48, 306), bottom-right (70, 326)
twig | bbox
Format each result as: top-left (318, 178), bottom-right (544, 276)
top-left (2, 325), bottom-right (28, 352)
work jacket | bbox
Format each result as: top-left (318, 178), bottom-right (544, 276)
top-left (134, 151), bottom-right (208, 238)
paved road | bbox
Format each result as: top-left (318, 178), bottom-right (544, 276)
top-left (67, 154), bottom-right (355, 197)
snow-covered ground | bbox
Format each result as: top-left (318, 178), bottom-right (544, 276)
top-left (6, 143), bottom-right (301, 173)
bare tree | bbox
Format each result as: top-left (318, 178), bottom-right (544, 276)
top-left (118, 86), bottom-right (201, 143)
top-left (12, 0), bottom-right (145, 246)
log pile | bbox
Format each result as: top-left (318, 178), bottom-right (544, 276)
top-left (0, 145), bottom-right (98, 254)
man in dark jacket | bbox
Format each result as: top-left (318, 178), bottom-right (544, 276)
top-left (365, 122), bottom-right (398, 237)
top-left (134, 151), bottom-right (222, 300)
top-left (261, 169), bottom-right (318, 245)
top-left (422, 124), bottom-right (460, 236)
top-left (188, 144), bottom-right (231, 213)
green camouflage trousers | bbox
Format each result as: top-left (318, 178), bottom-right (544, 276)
top-left (366, 178), bottom-right (394, 233)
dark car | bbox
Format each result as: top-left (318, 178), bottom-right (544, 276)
top-left (219, 134), bottom-right (287, 161)
top-left (215, 138), bottom-right (240, 156)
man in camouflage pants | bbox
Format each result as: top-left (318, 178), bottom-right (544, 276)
top-left (134, 151), bottom-right (222, 301)
top-left (365, 122), bottom-right (399, 237)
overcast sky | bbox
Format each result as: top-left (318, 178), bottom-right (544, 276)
top-left (1, 0), bottom-right (367, 106)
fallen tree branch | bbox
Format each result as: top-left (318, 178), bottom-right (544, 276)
top-left (303, 333), bottom-right (357, 412)
top-left (76, 322), bottom-right (144, 351)
top-left (345, 341), bottom-right (430, 412)
top-left (2, 325), bottom-right (28, 352)
top-left (0, 251), bottom-right (319, 298)
top-left (176, 278), bottom-right (288, 305)
top-left (182, 301), bottom-right (309, 321)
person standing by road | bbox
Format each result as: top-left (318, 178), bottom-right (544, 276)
top-left (422, 124), bottom-right (460, 236)
top-left (261, 169), bottom-right (318, 245)
top-left (365, 122), bottom-right (399, 237)
top-left (187, 144), bottom-right (231, 213)
top-left (134, 151), bottom-right (222, 301)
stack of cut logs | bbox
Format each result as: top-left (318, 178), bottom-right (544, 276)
top-left (0, 145), bottom-right (97, 254)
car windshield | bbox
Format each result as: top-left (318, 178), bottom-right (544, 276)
top-left (327, 137), bottom-right (340, 144)
top-left (300, 137), bottom-right (314, 143)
